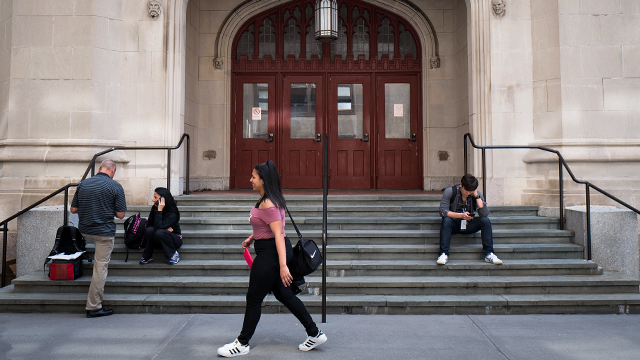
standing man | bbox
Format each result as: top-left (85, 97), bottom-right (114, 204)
top-left (70, 159), bottom-right (127, 318)
top-left (437, 174), bottom-right (502, 265)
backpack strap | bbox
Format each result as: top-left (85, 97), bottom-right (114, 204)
top-left (449, 185), bottom-right (458, 205)
top-left (285, 206), bottom-right (303, 240)
top-left (44, 226), bottom-right (65, 271)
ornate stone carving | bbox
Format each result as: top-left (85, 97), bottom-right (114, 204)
top-left (491, 0), bottom-right (506, 19)
top-left (429, 56), bottom-right (440, 69)
top-left (148, 0), bottom-right (162, 19)
top-left (213, 58), bottom-right (223, 70)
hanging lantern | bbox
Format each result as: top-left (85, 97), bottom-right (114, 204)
top-left (315, 0), bottom-right (338, 41)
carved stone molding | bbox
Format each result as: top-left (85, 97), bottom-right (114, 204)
top-left (213, 58), bottom-right (223, 70)
top-left (148, 0), bottom-right (162, 19)
top-left (429, 56), bottom-right (440, 69)
top-left (491, 0), bottom-right (506, 19)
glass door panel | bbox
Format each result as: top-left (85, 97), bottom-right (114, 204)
top-left (384, 83), bottom-right (411, 139)
top-left (289, 83), bottom-right (317, 139)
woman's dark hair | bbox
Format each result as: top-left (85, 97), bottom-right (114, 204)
top-left (254, 160), bottom-right (286, 209)
top-left (460, 174), bottom-right (479, 191)
top-left (154, 187), bottom-right (180, 219)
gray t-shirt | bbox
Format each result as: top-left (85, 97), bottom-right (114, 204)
top-left (71, 173), bottom-right (127, 237)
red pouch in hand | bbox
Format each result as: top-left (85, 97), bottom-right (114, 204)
top-left (244, 248), bottom-right (253, 269)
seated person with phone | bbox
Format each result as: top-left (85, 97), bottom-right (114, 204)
top-left (437, 174), bottom-right (502, 265)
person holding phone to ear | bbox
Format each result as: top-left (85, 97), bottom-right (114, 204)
top-left (139, 187), bottom-right (182, 265)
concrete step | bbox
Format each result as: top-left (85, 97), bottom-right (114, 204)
top-left (120, 216), bottom-right (561, 231)
top-left (93, 243), bottom-right (585, 261)
top-left (1, 289), bottom-right (639, 314)
top-left (174, 194), bottom-right (444, 207)
top-left (125, 205), bottom-right (540, 218)
top-left (109, 228), bottom-right (574, 245)
top-left (10, 272), bottom-right (639, 296)
top-left (76, 259), bottom-right (601, 277)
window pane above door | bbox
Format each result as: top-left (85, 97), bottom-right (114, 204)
top-left (242, 83), bottom-right (268, 139)
top-left (384, 83), bottom-right (410, 139)
top-left (290, 83), bottom-right (316, 139)
top-left (337, 84), bottom-right (363, 139)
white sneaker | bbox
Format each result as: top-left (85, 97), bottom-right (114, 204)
top-left (436, 253), bottom-right (448, 265)
top-left (299, 331), bottom-right (327, 351)
top-left (485, 253), bottom-right (503, 265)
top-left (217, 339), bottom-right (249, 357)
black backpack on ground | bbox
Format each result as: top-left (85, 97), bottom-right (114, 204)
top-left (44, 225), bottom-right (91, 270)
top-left (123, 213), bottom-right (147, 262)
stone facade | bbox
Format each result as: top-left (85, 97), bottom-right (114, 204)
top-left (1, 0), bottom-right (639, 224)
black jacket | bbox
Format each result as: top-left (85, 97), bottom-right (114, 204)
top-left (147, 207), bottom-right (182, 235)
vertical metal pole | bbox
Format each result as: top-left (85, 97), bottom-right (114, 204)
top-left (2, 224), bottom-right (7, 287)
top-left (91, 159), bottom-right (95, 177)
top-left (482, 148), bottom-right (487, 201)
top-left (464, 135), bottom-right (468, 175)
top-left (64, 187), bottom-right (69, 226)
top-left (322, 134), bottom-right (328, 323)
top-left (559, 159), bottom-right (564, 230)
top-left (586, 185), bottom-right (592, 260)
top-left (186, 135), bottom-right (190, 195)
top-left (167, 149), bottom-right (172, 190)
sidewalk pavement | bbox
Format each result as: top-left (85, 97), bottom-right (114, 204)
top-left (1, 313), bottom-right (639, 360)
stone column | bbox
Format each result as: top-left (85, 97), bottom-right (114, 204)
top-left (566, 205), bottom-right (639, 279)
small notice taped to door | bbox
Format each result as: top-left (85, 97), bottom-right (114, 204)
top-left (394, 104), bottom-right (403, 117)
top-left (252, 107), bottom-right (262, 120)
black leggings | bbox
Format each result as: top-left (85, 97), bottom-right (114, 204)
top-left (237, 238), bottom-right (318, 345)
top-left (142, 226), bottom-right (182, 260)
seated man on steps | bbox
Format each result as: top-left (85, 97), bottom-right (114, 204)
top-left (437, 174), bottom-right (502, 265)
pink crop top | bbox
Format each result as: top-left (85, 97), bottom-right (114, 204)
top-left (250, 206), bottom-right (286, 239)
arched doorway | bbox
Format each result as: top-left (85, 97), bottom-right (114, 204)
top-left (230, 0), bottom-right (423, 189)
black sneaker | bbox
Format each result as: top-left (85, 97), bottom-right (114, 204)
top-left (139, 257), bottom-right (154, 265)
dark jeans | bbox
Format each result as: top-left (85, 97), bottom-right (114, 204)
top-left (439, 216), bottom-right (494, 256)
top-left (142, 226), bottom-right (183, 260)
top-left (237, 238), bottom-right (318, 345)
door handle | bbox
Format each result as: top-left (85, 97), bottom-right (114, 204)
top-left (361, 133), bottom-right (369, 142)
top-left (409, 133), bottom-right (417, 142)
top-left (266, 133), bottom-right (274, 142)
top-left (314, 133), bottom-right (322, 142)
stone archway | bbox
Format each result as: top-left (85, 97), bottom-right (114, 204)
top-left (166, 0), bottom-right (491, 190)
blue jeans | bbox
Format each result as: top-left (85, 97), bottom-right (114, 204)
top-left (439, 216), bottom-right (494, 256)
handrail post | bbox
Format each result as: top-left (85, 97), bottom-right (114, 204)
top-left (167, 149), bottom-right (172, 191)
top-left (186, 135), bottom-right (190, 195)
top-left (2, 224), bottom-right (7, 287)
top-left (322, 134), bottom-right (328, 323)
top-left (63, 187), bottom-right (69, 226)
top-left (464, 135), bottom-right (468, 174)
top-left (481, 148), bottom-right (487, 201)
top-left (91, 159), bottom-right (95, 177)
top-left (559, 158), bottom-right (564, 230)
top-left (586, 184), bottom-right (592, 260)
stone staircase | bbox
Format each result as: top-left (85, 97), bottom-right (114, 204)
top-left (1, 193), bottom-right (639, 314)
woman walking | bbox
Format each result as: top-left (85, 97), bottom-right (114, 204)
top-left (217, 160), bottom-right (327, 357)
top-left (139, 187), bottom-right (182, 265)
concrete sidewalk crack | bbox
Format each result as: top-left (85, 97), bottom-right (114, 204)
top-left (151, 314), bottom-right (195, 359)
top-left (468, 315), bottom-right (510, 360)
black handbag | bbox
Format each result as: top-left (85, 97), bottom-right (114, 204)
top-left (286, 207), bottom-right (323, 277)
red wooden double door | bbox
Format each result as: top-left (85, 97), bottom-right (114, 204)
top-left (232, 73), bottom-right (421, 190)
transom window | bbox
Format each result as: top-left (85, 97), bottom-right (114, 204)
top-left (234, 0), bottom-right (419, 62)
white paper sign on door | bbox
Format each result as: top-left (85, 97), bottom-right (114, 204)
top-left (394, 104), bottom-right (403, 117)
top-left (251, 107), bottom-right (262, 120)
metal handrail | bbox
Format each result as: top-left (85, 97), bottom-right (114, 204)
top-left (1, 133), bottom-right (191, 287)
top-left (463, 133), bottom-right (640, 261)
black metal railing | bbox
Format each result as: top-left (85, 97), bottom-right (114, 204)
top-left (464, 133), bottom-right (640, 261)
top-left (322, 134), bottom-right (328, 323)
top-left (1, 133), bottom-right (191, 287)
